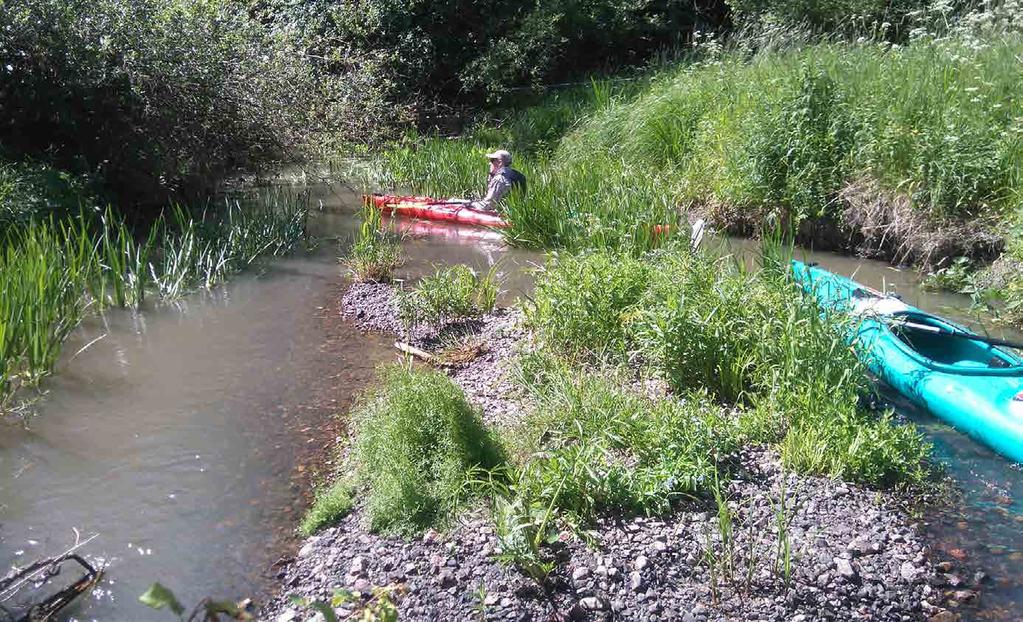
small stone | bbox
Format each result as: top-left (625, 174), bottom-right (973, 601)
top-left (484, 593), bottom-right (500, 606)
top-left (572, 566), bottom-right (592, 583)
top-left (834, 557), bottom-right (858, 581)
top-left (927, 612), bottom-right (957, 622)
top-left (276, 610), bottom-right (298, 622)
top-left (935, 561), bottom-right (954, 573)
top-left (634, 555), bottom-right (650, 571)
top-left (297, 542), bottom-right (315, 558)
top-left (438, 570), bottom-right (457, 589)
top-left (901, 561), bottom-right (923, 583)
top-left (629, 570), bottom-right (645, 592)
top-left (952, 589), bottom-right (976, 602)
top-left (349, 556), bottom-right (368, 575)
top-left (352, 578), bottom-right (371, 593)
top-left (579, 596), bottom-right (608, 611)
top-left (651, 540), bottom-right (668, 553)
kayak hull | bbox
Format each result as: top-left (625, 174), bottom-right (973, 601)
top-left (791, 260), bottom-right (1023, 463)
top-left (365, 194), bottom-right (509, 229)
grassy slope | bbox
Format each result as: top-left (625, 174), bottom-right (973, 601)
top-left (379, 34), bottom-right (1023, 317)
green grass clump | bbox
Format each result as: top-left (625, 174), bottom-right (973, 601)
top-left (345, 204), bottom-right (403, 282)
top-left (350, 364), bottom-right (506, 535)
top-left (526, 251), bottom-right (650, 357)
top-left (397, 264), bottom-right (498, 329)
top-left (513, 353), bottom-right (737, 519)
top-left (300, 480), bottom-right (355, 537)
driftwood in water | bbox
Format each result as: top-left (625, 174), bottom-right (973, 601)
top-left (0, 533), bottom-right (103, 622)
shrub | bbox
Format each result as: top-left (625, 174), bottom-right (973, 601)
top-left (397, 264), bottom-right (498, 329)
top-left (351, 364), bottom-right (506, 535)
top-left (0, 0), bottom-right (323, 203)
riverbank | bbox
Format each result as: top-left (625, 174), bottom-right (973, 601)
top-left (264, 280), bottom-right (977, 622)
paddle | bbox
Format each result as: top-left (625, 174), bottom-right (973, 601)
top-left (888, 318), bottom-right (1023, 351)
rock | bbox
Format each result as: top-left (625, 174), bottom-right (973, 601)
top-left (629, 571), bottom-right (645, 592)
top-left (927, 612), bottom-right (958, 622)
top-left (276, 610), bottom-right (298, 622)
top-left (438, 570), bottom-right (457, 589)
top-left (297, 542), bottom-right (315, 558)
top-left (349, 556), bottom-right (368, 575)
top-left (352, 578), bottom-right (371, 593)
top-left (572, 566), bottom-right (592, 584)
top-left (484, 593), bottom-right (500, 606)
top-left (634, 555), bottom-right (650, 571)
top-left (579, 596), bottom-right (608, 611)
top-left (834, 557), bottom-right (858, 581)
top-left (901, 561), bottom-right (924, 583)
top-left (935, 561), bottom-right (954, 573)
top-left (651, 540), bottom-right (668, 553)
top-left (952, 589), bottom-right (976, 602)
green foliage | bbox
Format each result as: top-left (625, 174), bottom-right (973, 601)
top-left (346, 205), bottom-right (404, 282)
top-left (350, 364), bottom-right (506, 535)
top-left (140, 582), bottom-right (249, 620)
top-left (290, 587), bottom-right (400, 622)
top-left (139, 583), bottom-right (185, 617)
top-left (300, 480), bottom-right (355, 537)
top-left (0, 160), bottom-right (93, 232)
top-left (514, 354), bottom-right (737, 519)
top-left (0, 0), bottom-right (325, 202)
top-left (921, 256), bottom-right (974, 292)
top-left (256, 0), bottom-right (723, 111)
top-left (397, 265), bottom-right (498, 329)
top-left (525, 243), bottom-right (930, 487)
top-left (526, 252), bottom-right (650, 356)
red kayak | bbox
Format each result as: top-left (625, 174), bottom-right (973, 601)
top-left (365, 194), bottom-right (509, 229)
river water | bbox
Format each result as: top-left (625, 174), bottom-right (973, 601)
top-left (1, 179), bottom-right (1021, 620)
top-left (0, 182), bottom-right (538, 621)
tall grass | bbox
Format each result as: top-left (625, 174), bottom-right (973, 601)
top-left (344, 204), bottom-right (403, 282)
top-left (378, 35), bottom-right (1023, 259)
top-left (396, 264), bottom-right (499, 329)
top-left (0, 193), bottom-right (309, 405)
top-left (527, 243), bottom-right (930, 486)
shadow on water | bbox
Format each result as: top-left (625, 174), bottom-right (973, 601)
top-left (0, 180), bottom-right (541, 620)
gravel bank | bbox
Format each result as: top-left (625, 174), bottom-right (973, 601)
top-left (263, 282), bottom-right (977, 622)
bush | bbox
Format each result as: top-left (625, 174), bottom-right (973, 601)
top-left (0, 0), bottom-right (324, 203)
top-left (351, 364), bottom-right (506, 535)
top-left (0, 159), bottom-right (93, 232)
top-left (397, 264), bottom-right (498, 329)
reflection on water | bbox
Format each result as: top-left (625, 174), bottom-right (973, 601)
top-left (0, 184), bottom-right (540, 621)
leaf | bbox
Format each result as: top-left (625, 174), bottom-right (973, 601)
top-left (139, 582), bottom-right (185, 616)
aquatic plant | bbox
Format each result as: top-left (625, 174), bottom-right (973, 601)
top-left (396, 264), bottom-right (499, 329)
top-left (0, 192), bottom-right (309, 406)
top-left (344, 204), bottom-right (403, 283)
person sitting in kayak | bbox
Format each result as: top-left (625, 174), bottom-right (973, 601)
top-left (471, 149), bottom-right (526, 212)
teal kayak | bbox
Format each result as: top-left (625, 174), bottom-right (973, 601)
top-left (791, 260), bottom-right (1023, 464)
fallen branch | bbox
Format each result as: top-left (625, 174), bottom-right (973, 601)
top-left (394, 341), bottom-right (449, 366)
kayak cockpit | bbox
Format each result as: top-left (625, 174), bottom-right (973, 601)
top-left (888, 311), bottom-right (1023, 372)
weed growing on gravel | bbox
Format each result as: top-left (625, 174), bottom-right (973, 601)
top-left (350, 363), bottom-right (506, 535)
top-left (396, 264), bottom-right (498, 329)
top-left (300, 480), bottom-right (355, 536)
top-left (345, 204), bottom-right (403, 282)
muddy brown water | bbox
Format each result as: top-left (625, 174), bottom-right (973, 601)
top-left (2, 177), bottom-right (1021, 619)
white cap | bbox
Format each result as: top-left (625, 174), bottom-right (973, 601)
top-left (485, 149), bottom-right (512, 165)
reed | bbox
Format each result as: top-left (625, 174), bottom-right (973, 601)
top-left (344, 204), bottom-right (403, 283)
top-left (0, 192), bottom-right (309, 405)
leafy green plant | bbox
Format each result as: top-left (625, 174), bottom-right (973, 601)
top-left (396, 264), bottom-right (499, 329)
top-left (349, 363), bottom-right (506, 535)
top-left (139, 582), bottom-right (253, 621)
top-left (345, 204), bottom-right (403, 282)
top-left (300, 480), bottom-right (355, 537)
top-left (290, 586), bottom-right (401, 622)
